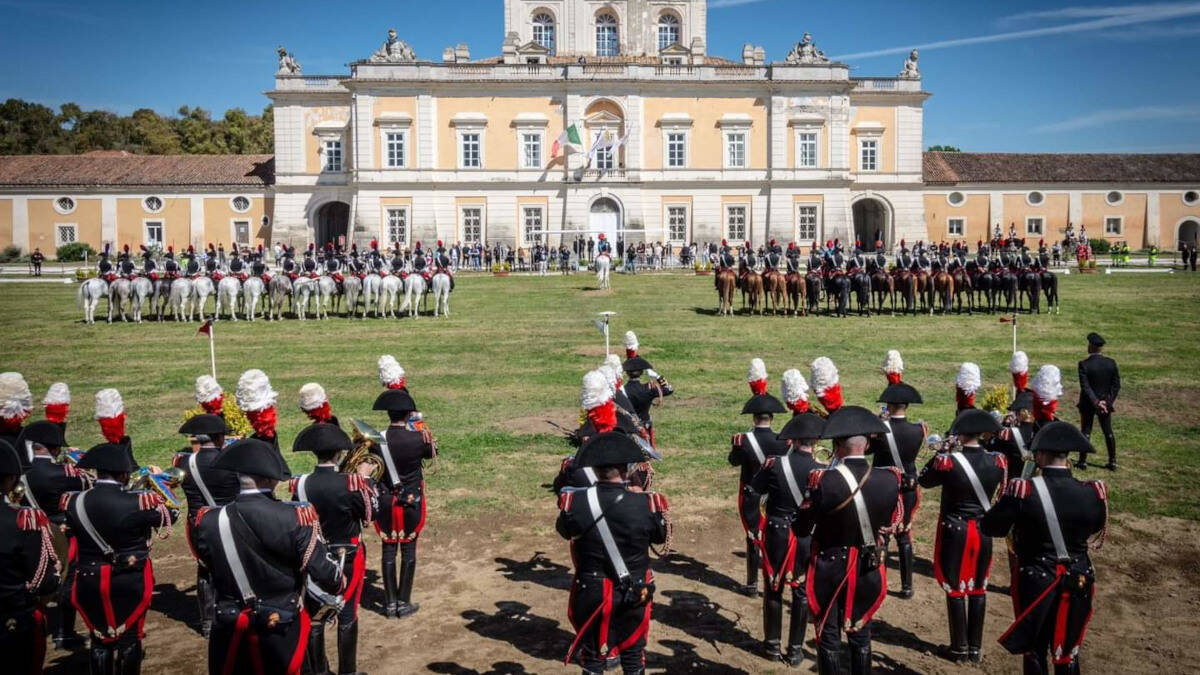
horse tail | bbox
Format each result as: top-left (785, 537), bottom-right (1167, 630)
top-left (76, 280), bottom-right (87, 308)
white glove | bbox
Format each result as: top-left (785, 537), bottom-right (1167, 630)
top-left (646, 369), bottom-right (660, 380)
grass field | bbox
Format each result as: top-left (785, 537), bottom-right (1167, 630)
top-left (2, 270), bottom-right (1199, 524)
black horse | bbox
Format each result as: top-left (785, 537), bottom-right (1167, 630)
top-left (804, 269), bottom-right (822, 315)
top-left (850, 268), bottom-right (872, 316)
top-left (825, 271), bottom-right (851, 317)
top-left (1041, 269), bottom-right (1060, 314)
top-left (1020, 267), bottom-right (1043, 314)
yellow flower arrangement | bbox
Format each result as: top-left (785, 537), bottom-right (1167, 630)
top-left (182, 397), bottom-right (253, 438)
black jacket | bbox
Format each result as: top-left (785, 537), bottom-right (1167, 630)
top-left (801, 457), bottom-right (900, 549)
top-left (622, 379), bottom-right (672, 426)
top-left (288, 466), bottom-right (374, 545)
top-left (174, 446), bottom-right (241, 520)
top-left (918, 446), bottom-right (1006, 519)
top-left (869, 416), bottom-right (925, 475)
top-left (555, 482), bottom-right (667, 580)
top-left (728, 426), bottom-right (788, 484)
top-left (0, 505), bottom-right (59, 609)
top-left (24, 455), bottom-right (90, 524)
top-left (62, 481), bottom-right (179, 562)
top-left (1077, 353), bottom-right (1120, 412)
top-left (981, 468), bottom-right (1106, 562)
top-left (750, 450), bottom-right (825, 521)
top-left (375, 426), bottom-right (436, 488)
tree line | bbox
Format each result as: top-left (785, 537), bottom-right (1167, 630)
top-left (0, 98), bottom-right (273, 155)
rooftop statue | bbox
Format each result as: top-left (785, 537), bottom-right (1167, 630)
top-left (786, 32), bottom-right (830, 65)
top-left (276, 46), bottom-right (301, 75)
top-left (899, 48), bottom-right (920, 79)
top-left (370, 28), bottom-right (417, 63)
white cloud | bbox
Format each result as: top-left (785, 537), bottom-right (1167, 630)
top-left (831, 2), bottom-right (1200, 60)
top-left (1034, 104), bottom-right (1200, 132)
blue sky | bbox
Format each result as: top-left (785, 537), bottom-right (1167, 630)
top-left (2, 0), bottom-right (1199, 152)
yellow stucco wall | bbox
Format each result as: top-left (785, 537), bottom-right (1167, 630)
top-left (28, 198), bottom-right (102, 254)
top-left (304, 106), bottom-right (352, 174)
top-left (849, 106), bottom-right (895, 174)
top-left (1159, 192), bottom-right (1200, 248)
top-left (1001, 193), bottom-right (1069, 240)
top-left (438, 96), bottom-right (562, 170)
top-left (786, 124), bottom-right (830, 169)
top-left (1081, 192), bottom-right (1146, 246)
top-left (372, 96), bottom-right (419, 168)
top-left (924, 193), bottom-right (990, 243)
top-left (0, 199), bottom-right (12, 249)
top-left (116, 197), bottom-right (190, 250)
top-left (203, 196), bottom-right (266, 248)
top-left (644, 97), bottom-right (767, 170)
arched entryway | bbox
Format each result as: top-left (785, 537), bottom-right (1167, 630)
top-left (1179, 219), bottom-right (1199, 248)
top-left (589, 196), bottom-right (622, 243)
top-left (852, 197), bottom-right (890, 252)
top-left (314, 202), bottom-right (349, 247)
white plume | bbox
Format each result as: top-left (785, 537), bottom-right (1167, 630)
top-left (298, 382), bottom-right (328, 411)
top-left (956, 362), bottom-right (982, 395)
top-left (377, 355), bottom-right (406, 388)
top-left (882, 350), bottom-right (904, 374)
top-left (781, 369), bottom-right (810, 404)
top-left (94, 388), bottom-right (124, 419)
top-left (604, 353), bottom-right (622, 374)
top-left (43, 382), bottom-right (71, 405)
top-left (236, 369), bottom-right (277, 412)
top-left (810, 357), bottom-right (839, 394)
top-left (1032, 364), bottom-right (1063, 401)
top-left (598, 362), bottom-right (619, 393)
top-left (581, 369), bottom-right (613, 410)
top-left (747, 358), bottom-right (768, 383)
top-left (623, 331), bottom-right (639, 351)
top-left (0, 372), bottom-right (33, 419)
top-left (194, 375), bottom-right (223, 403)
top-left (1009, 350), bottom-right (1029, 374)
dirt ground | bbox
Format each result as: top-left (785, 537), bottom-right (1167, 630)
top-left (42, 495), bottom-right (1200, 674)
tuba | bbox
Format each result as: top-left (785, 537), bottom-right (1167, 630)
top-left (343, 419), bottom-right (386, 483)
top-left (129, 466), bottom-right (186, 509)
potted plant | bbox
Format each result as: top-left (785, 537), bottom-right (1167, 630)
top-left (694, 261), bottom-right (710, 275)
top-left (492, 262), bottom-right (510, 277)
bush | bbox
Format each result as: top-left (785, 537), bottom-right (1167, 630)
top-left (0, 245), bottom-right (22, 263)
top-left (1089, 238), bottom-right (1110, 254)
top-left (56, 242), bottom-right (96, 262)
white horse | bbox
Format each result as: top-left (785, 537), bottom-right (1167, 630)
top-left (215, 277), bottom-right (242, 321)
top-left (130, 277), bottom-right (153, 323)
top-left (191, 276), bottom-right (215, 319)
top-left (77, 278), bottom-right (108, 325)
top-left (242, 277), bottom-right (265, 321)
top-left (168, 278), bottom-right (194, 322)
top-left (398, 274), bottom-right (426, 318)
top-left (312, 276), bottom-right (336, 320)
top-left (431, 272), bottom-right (451, 317)
top-left (107, 278), bottom-right (132, 323)
top-left (341, 276), bottom-right (361, 318)
top-left (595, 253), bottom-right (612, 289)
top-left (268, 275), bottom-right (292, 321)
top-left (361, 273), bottom-right (383, 318)
top-left (379, 275), bottom-right (402, 318)
top-left (293, 277), bottom-right (316, 320)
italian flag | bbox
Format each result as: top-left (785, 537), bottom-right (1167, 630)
top-left (551, 122), bottom-right (583, 158)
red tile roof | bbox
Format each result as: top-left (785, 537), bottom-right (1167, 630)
top-left (923, 151), bottom-right (1200, 184)
top-left (0, 154), bottom-right (274, 188)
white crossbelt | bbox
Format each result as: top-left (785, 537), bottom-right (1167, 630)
top-left (950, 452), bottom-right (992, 510)
top-left (377, 440), bottom-right (401, 488)
top-left (189, 452), bottom-right (217, 507)
top-left (880, 419), bottom-right (905, 469)
top-left (296, 474), bottom-right (309, 502)
top-left (74, 491), bottom-right (113, 557)
top-left (834, 464), bottom-right (875, 546)
top-left (1031, 477), bottom-right (1070, 562)
top-left (1011, 425), bottom-right (1030, 460)
top-left (744, 430), bottom-right (766, 465)
top-left (779, 453), bottom-right (805, 507)
top-left (218, 508), bottom-right (257, 602)
top-left (581, 467), bottom-right (597, 485)
top-left (20, 475), bottom-right (40, 511)
top-left (585, 487), bottom-right (631, 582)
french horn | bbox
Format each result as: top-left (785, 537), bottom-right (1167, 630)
top-left (129, 466), bottom-right (186, 510)
top-left (344, 419), bottom-right (386, 482)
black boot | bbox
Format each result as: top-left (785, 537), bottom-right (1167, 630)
top-left (785, 591), bottom-right (809, 667)
top-left (817, 647), bottom-right (840, 675)
top-left (897, 538), bottom-right (914, 599)
top-left (306, 620), bottom-right (330, 674)
top-left (90, 645), bottom-right (113, 675)
top-left (116, 640), bottom-right (143, 675)
top-left (939, 596), bottom-right (969, 662)
top-left (336, 619), bottom-right (361, 674)
top-left (197, 569), bottom-right (214, 638)
top-left (396, 558), bottom-right (420, 618)
top-left (743, 540), bottom-right (760, 596)
top-left (849, 643), bottom-right (873, 675)
top-left (967, 595), bottom-right (986, 663)
top-left (381, 546), bottom-right (398, 618)
top-left (1053, 658), bottom-right (1081, 675)
top-left (54, 564), bottom-right (84, 649)
top-left (1023, 651), bottom-right (1048, 675)
top-left (762, 589), bottom-right (783, 659)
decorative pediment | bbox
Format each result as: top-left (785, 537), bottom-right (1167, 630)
top-left (512, 112), bottom-right (550, 127)
top-left (659, 43), bottom-right (690, 56)
top-left (374, 112), bottom-right (413, 127)
top-left (586, 111), bottom-right (624, 126)
top-left (517, 40), bottom-right (551, 55)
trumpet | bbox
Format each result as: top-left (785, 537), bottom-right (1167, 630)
top-left (344, 419), bottom-right (386, 482)
top-left (129, 466), bottom-right (186, 510)
top-left (7, 481), bottom-right (25, 505)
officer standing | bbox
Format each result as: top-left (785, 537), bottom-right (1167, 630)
top-left (0, 439), bottom-right (61, 674)
top-left (728, 387), bottom-right (788, 596)
top-left (556, 432), bottom-right (670, 674)
top-left (193, 439), bottom-right (343, 675)
top-left (799, 406), bottom-right (900, 675)
top-left (750, 412), bottom-right (825, 666)
top-left (982, 421), bottom-right (1108, 674)
top-left (174, 414), bottom-right (240, 638)
top-left (290, 424), bottom-right (376, 675)
top-left (991, 392), bottom-right (1036, 477)
top-left (918, 409), bottom-right (1007, 663)
top-left (620, 356), bottom-right (674, 447)
top-left (370, 389), bottom-right (437, 619)
top-left (30, 247), bottom-right (44, 276)
top-left (1076, 332), bottom-right (1120, 471)
top-left (63, 443), bottom-right (179, 674)
top-left (16, 420), bottom-right (91, 649)
top-left (869, 383), bottom-right (927, 599)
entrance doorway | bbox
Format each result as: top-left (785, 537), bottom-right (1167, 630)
top-left (314, 202), bottom-right (349, 247)
top-left (1180, 220), bottom-right (1199, 248)
top-left (852, 198), bottom-right (889, 252)
top-left (589, 197), bottom-right (621, 244)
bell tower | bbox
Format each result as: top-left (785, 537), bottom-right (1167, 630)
top-left (503, 0), bottom-right (706, 58)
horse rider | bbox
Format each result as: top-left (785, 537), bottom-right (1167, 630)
top-left (620, 356), bottom-right (674, 448)
top-left (764, 241), bottom-right (783, 272)
top-left (981, 421), bottom-right (1108, 675)
top-left (325, 245), bottom-right (344, 288)
top-left (289, 424), bottom-right (376, 675)
top-left (281, 246), bottom-right (298, 279)
top-left (387, 246), bottom-right (405, 276)
top-left (918, 409), bottom-right (1007, 663)
top-left (433, 240), bottom-right (455, 291)
top-left (192, 439), bottom-right (343, 675)
top-left (0, 439), bottom-right (61, 674)
top-left (370, 389), bottom-right (437, 619)
top-left (806, 246), bottom-right (823, 273)
top-left (183, 246), bottom-right (202, 278)
top-left (556, 432), bottom-right (670, 674)
top-left (868, 382), bottom-right (927, 600)
top-left (174, 413), bottom-right (240, 638)
top-left (250, 247), bottom-right (270, 282)
top-left (799, 406), bottom-right (900, 675)
top-left (302, 244), bottom-right (319, 277)
top-left (750, 411), bottom-right (826, 666)
top-left (97, 244), bottom-right (116, 282)
top-left (204, 244), bottom-right (221, 279)
top-left (63, 442), bottom-right (178, 674)
top-left (228, 246), bottom-right (246, 280)
top-left (139, 245), bottom-right (157, 280)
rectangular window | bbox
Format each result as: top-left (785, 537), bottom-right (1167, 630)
top-left (521, 132), bottom-right (542, 169)
top-left (322, 139), bottom-right (343, 172)
top-left (797, 132), bottom-right (818, 168)
top-left (948, 218), bottom-right (965, 237)
top-left (145, 221), bottom-right (164, 246)
top-left (233, 220), bottom-right (250, 246)
top-left (1026, 217), bottom-right (1044, 236)
top-left (55, 224), bottom-right (77, 247)
top-left (667, 206), bottom-right (689, 242)
top-left (667, 132), bottom-right (687, 168)
top-left (859, 139), bottom-right (878, 172)
top-left (460, 132), bottom-right (481, 168)
top-left (523, 207), bottom-right (544, 244)
top-left (726, 205), bottom-right (748, 242)
top-left (796, 205), bottom-right (818, 241)
top-left (1105, 216), bottom-right (1122, 235)
top-left (592, 132), bottom-right (615, 170)
top-left (385, 131), bottom-right (406, 168)
top-left (726, 132), bottom-right (747, 169)
top-left (461, 207), bottom-right (482, 243)
top-left (386, 208), bottom-right (408, 245)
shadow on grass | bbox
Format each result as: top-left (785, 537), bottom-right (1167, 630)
top-left (494, 553), bottom-right (573, 591)
top-left (655, 552), bottom-right (743, 595)
top-left (461, 600), bottom-right (574, 662)
top-left (654, 589), bottom-right (760, 656)
top-left (872, 617), bottom-right (941, 655)
top-left (427, 661), bottom-right (534, 675)
top-left (151, 582), bottom-right (202, 634)
top-left (647, 639), bottom-right (752, 674)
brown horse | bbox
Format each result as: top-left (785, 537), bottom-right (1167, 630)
top-left (870, 267), bottom-right (894, 314)
top-left (932, 269), bottom-right (954, 314)
top-left (785, 270), bottom-right (806, 316)
top-left (951, 267), bottom-right (974, 314)
top-left (716, 268), bottom-right (737, 316)
top-left (763, 269), bottom-right (787, 315)
top-left (742, 270), bottom-right (765, 315)
top-left (894, 268), bottom-right (917, 314)
top-left (915, 269), bottom-right (933, 312)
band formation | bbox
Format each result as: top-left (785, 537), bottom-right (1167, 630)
top-left (0, 327), bottom-right (1120, 674)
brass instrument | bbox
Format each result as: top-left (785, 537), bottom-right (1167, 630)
top-left (62, 448), bottom-right (86, 465)
top-left (7, 481), bottom-right (25, 504)
top-left (129, 466), bottom-right (186, 509)
top-left (345, 419), bottom-right (386, 482)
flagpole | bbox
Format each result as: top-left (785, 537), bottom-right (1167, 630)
top-left (604, 314), bottom-right (610, 357)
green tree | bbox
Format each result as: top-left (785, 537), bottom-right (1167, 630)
top-left (129, 108), bottom-right (181, 154)
top-left (0, 98), bottom-right (69, 154)
top-left (927, 145), bottom-right (961, 152)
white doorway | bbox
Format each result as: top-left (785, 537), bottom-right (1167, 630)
top-left (589, 197), bottom-right (621, 243)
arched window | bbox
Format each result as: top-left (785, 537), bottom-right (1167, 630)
top-left (532, 12), bottom-right (556, 54)
top-left (596, 12), bottom-right (619, 57)
top-left (657, 13), bottom-right (681, 51)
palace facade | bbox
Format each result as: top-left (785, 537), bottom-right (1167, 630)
top-left (3, 0), bottom-right (1200, 256)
